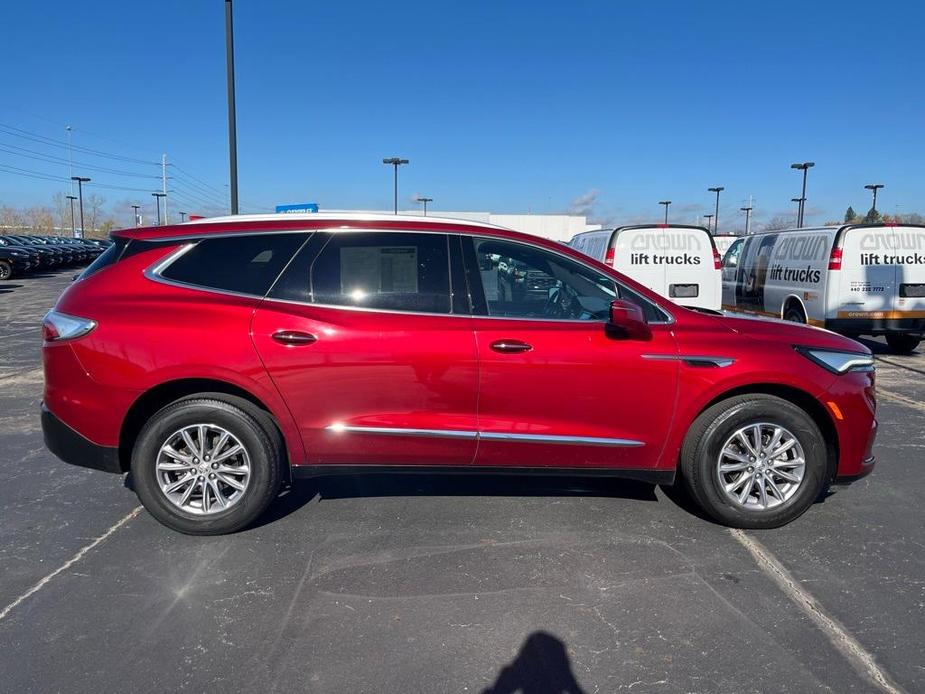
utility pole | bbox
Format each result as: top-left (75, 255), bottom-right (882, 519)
top-left (161, 154), bottom-right (169, 224)
top-left (382, 157), bottom-right (409, 214)
top-left (864, 184), bottom-right (884, 215)
top-left (416, 197), bottom-right (432, 216)
top-left (659, 200), bottom-right (671, 224)
top-left (131, 204), bottom-right (141, 227)
top-left (790, 162), bottom-right (814, 227)
top-left (225, 0), bottom-right (239, 214)
top-left (71, 176), bottom-right (90, 238)
top-left (179, 211), bottom-right (187, 222)
top-left (704, 213), bottom-right (714, 231)
top-left (740, 205), bottom-right (753, 235)
top-left (791, 197), bottom-right (805, 226)
top-left (66, 195), bottom-right (78, 237)
top-left (152, 192), bottom-right (166, 225)
top-left (708, 187), bottom-right (724, 234)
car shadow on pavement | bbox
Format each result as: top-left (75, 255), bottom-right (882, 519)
top-left (481, 630), bottom-right (587, 694)
top-left (251, 473), bottom-right (660, 529)
top-left (0, 283), bottom-right (24, 294)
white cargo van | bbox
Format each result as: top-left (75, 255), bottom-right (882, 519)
top-left (570, 225), bottom-right (722, 311)
top-left (713, 235), bottom-right (740, 258)
top-left (721, 224), bottom-right (925, 352)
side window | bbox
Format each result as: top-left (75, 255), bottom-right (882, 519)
top-left (159, 233), bottom-right (307, 296)
top-left (723, 238), bottom-right (744, 267)
top-left (308, 232), bottom-right (452, 314)
top-left (470, 237), bottom-right (622, 321)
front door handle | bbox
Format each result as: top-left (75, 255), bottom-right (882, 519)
top-left (490, 339), bottom-right (533, 354)
top-left (271, 330), bottom-right (317, 346)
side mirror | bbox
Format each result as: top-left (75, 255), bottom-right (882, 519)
top-left (608, 299), bottom-right (652, 340)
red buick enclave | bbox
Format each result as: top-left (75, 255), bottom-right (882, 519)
top-left (41, 214), bottom-right (877, 534)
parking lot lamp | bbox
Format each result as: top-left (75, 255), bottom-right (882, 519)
top-left (740, 206), bottom-right (753, 234)
top-left (659, 200), bottom-right (671, 224)
top-left (71, 177), bottom-right (90, 239)
top-left (791, 198), bottom-right (805, 226)
top-left (864, 184), bottom-right (884, 214)
top-left (382, 157), bottom-right (409, 214)
top-left (708, 187), bottom-right (724, 234)
top-left (179, 211), bottom-right (187, 223)
top-left (131, 204), bottom-right (141, 227)
top-left (152, 192), bottom-right (166, 225)
top-left (66, 195), bottom-right (78, 237)
top-left (790, 162), bottom-right (815, 226)
top-left (416, 197), bottom-right (433, 216)
top-left (704, 213), bottom-right (714, 231)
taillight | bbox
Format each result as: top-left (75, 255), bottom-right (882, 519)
top-left (604, 247), bottom-right (615, 266)
top-left (828, 246), bottom-right (843, 270)
top-left (42, 310), bottom-right (96, 342)
top-left (713, 248), bottom-right (722, 270)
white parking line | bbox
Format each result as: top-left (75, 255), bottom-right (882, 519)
top-left (730, 528), bottom-right (904, 694)
top-left (0, 507), bottom-right (142, 623)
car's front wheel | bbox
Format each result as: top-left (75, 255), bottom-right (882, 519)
top-left (0, 260), bottom-right (12, 281)
top-left (131, 397), bottom-right (282, 535)
top-left (679, 394), bottom-right (828, 528)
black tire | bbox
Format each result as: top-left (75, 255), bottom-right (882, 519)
top-left (679, 394), bottom-right (828, 529)
top-left (0, 260), bottom-right (12, 281)
top-left (783, 303), bottom-right (806, 324)
top-left (885, 333), bottom-right (920, 354)
top-left (131, 397), bottom-right (282, 535)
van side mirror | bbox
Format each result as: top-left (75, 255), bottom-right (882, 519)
top-left (608, 299), bottom-right (652, 340)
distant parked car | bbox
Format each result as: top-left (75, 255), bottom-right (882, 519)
top-left (43, 214), bottom-right (877, 535)
top-left (0, 243), bottom-right (37, 279)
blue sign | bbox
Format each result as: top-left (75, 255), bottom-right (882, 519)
top-left (275, 203), bottom-right (319, 214)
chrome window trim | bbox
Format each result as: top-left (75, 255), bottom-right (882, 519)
top-left (642, 354), bottom-right (736, 368)
top-left (326, 424), bottom-right (644, 448)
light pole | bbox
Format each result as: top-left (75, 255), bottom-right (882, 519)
top-left (131, 204), bottom-right (141, 227)
top-left (704, 214), bottom-right (714, 231)
top-left (66, 195), bottom-right (77, 237)
top-left (382, 157), bottom-right (409, 214)
top-left (791, 197), bottom-right (805, 226)
top-left (416, 197), bottom-right (433, 216)
top-left (66, 126), bottom-right (74, 195)
top-left (708, 187), bottom-right (724, 234)
top-left (71, 176), bottom-right (90, 238)
top-left (152, 192), bottom-right (166, 225)
top-left (790, 162), bottom-right (814, 227)
top-left (225, 0), bottom-right (239, 214)
top-left (864, 184), bottom-right (884, 215)
top-left (179, 211), bottom-right (188, 223)
top-left (740, 205), bottom-right (753, 235)
top-left (658, 200), bottom-right (671, 224)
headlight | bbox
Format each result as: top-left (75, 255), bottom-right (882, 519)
top-left (796, 347), bottom-right (874, 374)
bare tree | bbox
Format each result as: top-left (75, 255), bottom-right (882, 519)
top-left (27, 206), bottom-right (56, 233)
top-left (761, 215), bottom-right (792, 231)
top-left (84, 194), bottom-right (106, 236)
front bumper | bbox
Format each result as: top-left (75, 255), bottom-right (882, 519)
top-left (42, 403), bottom-right (122, 473)
top-left (833, 455), bottom-right (876, 485)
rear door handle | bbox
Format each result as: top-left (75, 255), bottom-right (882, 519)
top-left (271, 330), bottom-right (317, 346)
top-left (490, 339), bottom-right (533, 354)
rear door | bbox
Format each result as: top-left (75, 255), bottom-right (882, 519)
top-left (891, 226), bottom-right (925, 319)
top-left (839, 226), bottom-right (898, 321)
top-left (251, 230), bottom-right (479, 466)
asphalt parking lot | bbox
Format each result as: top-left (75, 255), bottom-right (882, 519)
top-left (1, 271), bottom-right (923, 693)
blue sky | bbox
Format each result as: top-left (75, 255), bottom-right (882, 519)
top-left (1, 0), bottom-right (923, 231)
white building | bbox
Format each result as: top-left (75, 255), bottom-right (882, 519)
top-left (326, 209), bottom-right (600, 242)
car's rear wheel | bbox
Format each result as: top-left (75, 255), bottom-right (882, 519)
top-left (679, 394), bottom-right (828, 528)
top-left (0, 260), bottom-right (12, 281)
top-left (885, 333), bottom-right (920, 354)
top-left (131, 397), bottom-right (282, 535)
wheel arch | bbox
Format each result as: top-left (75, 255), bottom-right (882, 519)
top-left (118, 378), bottom-right (294, 474)
top-left (781, 294), bottom-right (808, 322)
top-left (691, 383), bottom-right (839, 482)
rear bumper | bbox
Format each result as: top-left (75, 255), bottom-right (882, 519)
top-left (826, 317), bottom-right (925, 336)
top-left (42, 403), bottom-right (121, 473)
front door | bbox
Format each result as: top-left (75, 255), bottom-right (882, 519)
top-left (252, 230), bottom-right (478, 466)
top-left (462, 236), bottom-right (680, 471)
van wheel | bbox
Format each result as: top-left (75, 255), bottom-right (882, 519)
top-left (885, 334), bottom-right (920, 354)
top-left (0, 260), bottom-right (12, 281)
top-left (783, 304), bottom-right (806, 324)
top-left (679, 394), bottom-right (828, 529)
top-left (131, 397), bottom-right (281, 535)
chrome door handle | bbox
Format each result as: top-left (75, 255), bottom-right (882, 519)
top-left (490, 339), bottom-right (532, 354)
top-left (271, 330), bottom-right (317, 346)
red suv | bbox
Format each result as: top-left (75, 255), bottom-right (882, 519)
top-left (42, 215), bottom-right (877, 534)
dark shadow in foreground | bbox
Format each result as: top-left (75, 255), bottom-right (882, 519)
top-left (481, 631), bottom-right (586, 694)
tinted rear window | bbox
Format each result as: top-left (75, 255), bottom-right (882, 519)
top-left (79, 239), bottom-right (129, 280)
top-left (161, 234), bottom-right (307, 296)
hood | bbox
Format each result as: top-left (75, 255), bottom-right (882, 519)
top-left (717, 312), bottom-right (869, 353)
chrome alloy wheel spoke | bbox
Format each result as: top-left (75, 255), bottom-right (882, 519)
top-left (716, 423), bottom-right (806, 511)
top-left (155, 424), bottom-right (251, 516)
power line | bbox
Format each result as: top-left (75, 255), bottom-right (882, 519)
top-left (0, 122), bottom-right (160, 165)
top-left (0, 142), bottom-right (162, 179)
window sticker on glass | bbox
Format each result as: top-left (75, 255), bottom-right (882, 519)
top-left (340, 246), bottom-right (419, 294)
